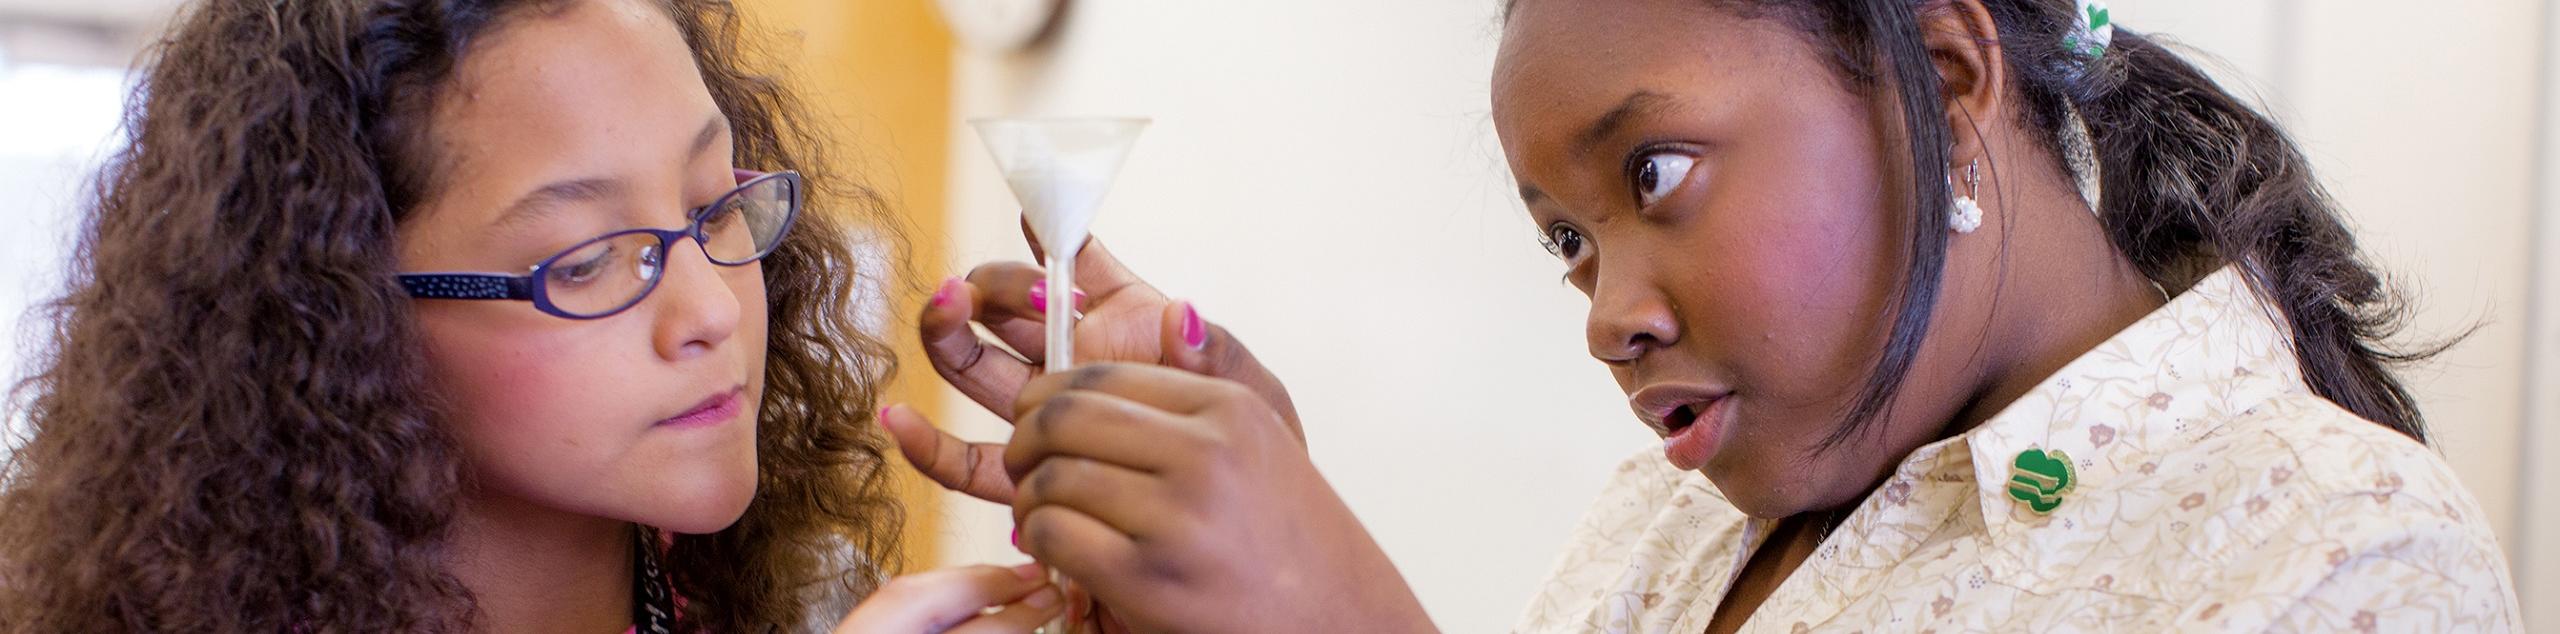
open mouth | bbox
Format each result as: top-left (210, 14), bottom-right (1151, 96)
top-left (1630, 383), bottom-right (1732, 439)
top-left (1645, 391), bottom-right (1734, 471)
top-left (1663, 400), bottom-right (1707, 435)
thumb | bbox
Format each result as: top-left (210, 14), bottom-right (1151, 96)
top-left (880, 404), bottom-right (1020, 504)
top-left (1156, 301), bottom-right (1304, 442)
top-left (833, 563), bottom-right (1052, 634)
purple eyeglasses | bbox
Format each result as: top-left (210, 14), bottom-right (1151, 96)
top-left (399, 170), bottom-right (803, 319)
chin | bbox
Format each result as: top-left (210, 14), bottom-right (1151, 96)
top-left (1704, 462), bottom-right (1810, 521)
top-left (642, 462), bottom-right (760, 534)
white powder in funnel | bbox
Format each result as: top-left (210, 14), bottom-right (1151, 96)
top-left (1003, 159), bottom-right (1112, 261)
top-left (979, 118), bottom-right (1144, 262)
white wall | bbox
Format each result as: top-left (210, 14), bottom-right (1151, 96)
top-left (2529, 0), bottom-right (2560, 619)
top-left (927, 1), bottom-right (2554, 630)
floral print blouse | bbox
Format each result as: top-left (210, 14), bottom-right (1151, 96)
top-left (1515, 268), bottom-right (2522, 633)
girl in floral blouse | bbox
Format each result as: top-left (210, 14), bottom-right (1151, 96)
top-left (886, 0), bottom-right (2523, 631)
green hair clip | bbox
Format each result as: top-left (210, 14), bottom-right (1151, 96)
top-left (2066, 0), bottom-right (2114, 60)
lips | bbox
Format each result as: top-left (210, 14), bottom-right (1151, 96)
top-left (1629, 383), bottom-right (1733, 471)
top-left (655, 386), bottom-right (746, 428)
top-left (1629, 384), bottom-right (1732, 437)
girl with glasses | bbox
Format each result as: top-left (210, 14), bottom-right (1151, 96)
top-left (0, 0), bottom-right (1054, 631)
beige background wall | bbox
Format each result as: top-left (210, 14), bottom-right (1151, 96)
top-left (2530, 0), bottom-right (2560, 619)
top-left (925, 1), bottom-right (2557, 630)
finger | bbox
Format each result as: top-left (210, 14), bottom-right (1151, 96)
top-left (941, 586), bottom-right (1066, 634)
top-left (963, 261), bottom-right (1052, 324)
top-left (964, 262), bottom-right (1068, 365)
top-left (1019, 216), bottom-right (1045, 263)
top-left (1011, 455), bottom-right (1179, 539)
top-left (881, 404), bottom-right (1018, 504)
top-left (1102, 607), bottom-right (1135, 634)
top-left (1156, 301), bottom-right (1250, 383)
top-left (1158, 301), bottom-right (1304, 440)
top-left (1016, 223), bottom-right (1151, 305)
top-left (834, 563), bottom-right (1048, 634)
top-left (1016, 505), bottom-right (1160, 614)
top-left (1004, 387), bottom-right (1211, 480)
top-left (1013, 364), bottom-right (1243, 423)
top-left (1063, 238), bottom-right (1150, 303)
top-left (919, 277), bottom-right (1037, 418)
top-left (995, 278), bottom-right (1095, 364)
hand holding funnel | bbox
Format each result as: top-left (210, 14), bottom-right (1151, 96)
top-left (972, 117), bottom-right (1148, 374)
top-left (970, 116), bottom-right (1146, 634)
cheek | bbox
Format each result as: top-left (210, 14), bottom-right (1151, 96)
top-left (1686, 144), bottom-right (1906, 418)
top-left (414, 289), bottom-right (766, 531)
top-left (741, 265), bottom-right (770, 339)
top-left (734, 265), bottom-right (772, 369)
top-left (408, 255), bottom-right (788, 532)
top-left (416, 308), bottom-right (659, 497)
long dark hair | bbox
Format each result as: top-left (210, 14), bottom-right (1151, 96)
top-left (0, 0), bottom-right (906, 631)
top-left (1513, 0), bottom-right (2440, 444)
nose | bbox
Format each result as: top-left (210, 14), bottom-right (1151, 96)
top-left (648, 235), bottom-right (744, 362)
top-left (1585, 268), bottom-right (1679, 365)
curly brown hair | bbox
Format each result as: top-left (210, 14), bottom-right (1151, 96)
top-left (0, 0), bottom-right (908, 631)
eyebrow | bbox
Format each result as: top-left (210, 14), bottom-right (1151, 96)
top-left (1576, 90), bottom-right (1671, 157)
top-left (688, 115), bottom-right (727, 159)
top-left (1518, 90), bottom-right (1675, 206)
top-left (490, 177), bottom-right (624, 235)
top-left (487, 116), bottom-right (730, 233)
top-left (1518, 183), bottom-right (1549, 206)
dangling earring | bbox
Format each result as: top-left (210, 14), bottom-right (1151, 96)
top-left (1949, 161), bottom-right (1984, 234)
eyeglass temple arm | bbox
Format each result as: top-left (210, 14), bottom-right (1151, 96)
top-left (398, 273), bottom-right (536, 301)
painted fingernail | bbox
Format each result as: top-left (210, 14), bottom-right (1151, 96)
top-left (1024, 587), bottom-right (1062, 609)
top-left (1011, 527), bottom-right (1022, 548)
top-left (1029, 280), bottom-right (1048, 314)
top-left (876, 406), bottom-right (892, 428)
top-left (1182, 302), bottom-right (1206, 350)
top-left (930, 277), bottom-right (959, 307)
top-left (1072, 289), bottom-right (1089, 309)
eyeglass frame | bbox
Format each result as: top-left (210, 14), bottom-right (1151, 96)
top-left (396, 169), bottom-right (804, 320)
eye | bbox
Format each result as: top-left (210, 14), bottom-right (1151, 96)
top-left (697, 197), bottom-right (745, 229)
top-left (1626, 150), bottom-right (1696, 207)
top-left (636, 244), bottom-right (665, 280)
top-left (1539, 223), bottom-right (1588, 262)
top-left (549, 245), bottom-right (617, 287)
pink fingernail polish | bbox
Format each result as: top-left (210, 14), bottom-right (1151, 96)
top-left (1029, 280), bottom-right (1048, 314)
top-left (1011, 527), bottom-right (1022, 547)
top-left (1072, 289), bottom-right (1089, 309)
top-left (876, 406), bottom-right (893, 427)
top-left (1182, 303), bottom-right (1206, 350)
top-left (930, 277), bottom-right (959, 307)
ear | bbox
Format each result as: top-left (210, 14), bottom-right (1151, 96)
top-left (1918, 0), bottom-right (2006, 168)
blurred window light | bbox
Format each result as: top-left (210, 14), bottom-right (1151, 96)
top-left (0, 27), bottom-right (133, 445)
top-left (0, 60), bottom-right (133, 160)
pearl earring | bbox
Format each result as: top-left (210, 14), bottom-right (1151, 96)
top-left (1950, 161), bottom-right (1984, 234)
